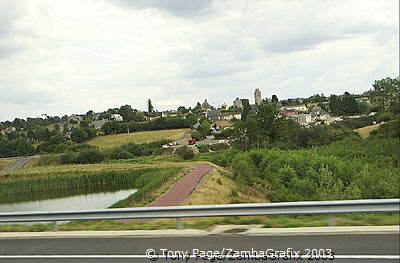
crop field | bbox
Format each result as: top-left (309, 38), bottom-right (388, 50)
top-left (87, 128), bottom-right (191, 149)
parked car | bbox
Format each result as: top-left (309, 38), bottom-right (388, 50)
top-left (188, 139), bottom-right (197, 145)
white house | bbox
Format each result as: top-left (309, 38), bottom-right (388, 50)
top-left (110, 114), bottom-right (123, 122)
top-left (281, 105), bottom-right (308, 112)
top-left (289, 114), bottom-right (312, 126)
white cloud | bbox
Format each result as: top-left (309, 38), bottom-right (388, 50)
top-left (0, 0), bottom-right (398, 120)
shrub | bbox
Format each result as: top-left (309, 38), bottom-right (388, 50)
top-left (176, 145), bottom-right (195, 160)
top-left (75, 149), bottom-right (105, 164)
top-left (60, 152), bottom-right (78, 164)
top-left (196, 144), bottom-right (210, 153)
top-left (108, 148), bottom-right (134, 160)
top-left (191, 131), bottom-right (203, 141)
top-left (377, 112), bottom-right (394, 123)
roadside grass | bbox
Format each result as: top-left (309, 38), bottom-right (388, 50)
top-left (182, 167), bottom-right (267, 206)
top-left (0, 213), bottom-right (397, 232)
top-left (110, 166), bottom-right (186, 208)
top-left (87, 128), bottom-right (191, 149)
top-left (0, 159), bottom-right (13, 171)
top-left (354, 123), bottom-right (381, 139)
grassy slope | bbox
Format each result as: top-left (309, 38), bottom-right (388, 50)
top-left (86, 128), bottom-right (191, 149)
top-left (182, 166), bottom-right (267, 205)
top-left (354, 123), bottom-right (381, 139)
top-left (0, 159), bottom-right (13, 171)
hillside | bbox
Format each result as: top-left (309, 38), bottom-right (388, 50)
top-left (354, 123), bottom-right (381, 139)
top-left (87, 128), bottom-right (191, 149)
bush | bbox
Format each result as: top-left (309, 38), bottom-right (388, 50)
top-left (108, 148), bottom-right (133, 160)
top-left (60, 152), bottom-right (78, 164)
top-left (197, 144), bottom-right (210, 153)
top-left (377, 112), bottom-right (394, 123)
top-left (176, 145), bottom-right (195, 160)
top-left (75, 149), bottom-right (105, 164)
top-left (370, 118), bottom-right (400, 138)
top-left (191, 131), bottom-right (203, 141)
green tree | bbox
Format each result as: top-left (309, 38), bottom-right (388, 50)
top-left (197, 119), bottom-right (211, 137)
top-left (15, 137), bottom-right (34, 156)
top-left (147, 99), bottom-right (154, 113)
top-left (118, 105), bottom-right (135, 122)
top-left (369, 77), bottom-right (400, 112)
top-left (70, 127), bottom-right (89, 143)
top-left (255, 100), bottom-right (284, 146)
top-left (241, 99), bottom-right (251, 121)
top-left (34, 127), bottom-right (51, 141)
top-left (177, 106), bottom-right (189, 114)
top-left (185, 113), bottom-right (197, 126)
top-left (85, 110), bottom-right (94, 122)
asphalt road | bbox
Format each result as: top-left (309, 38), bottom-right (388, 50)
top-left (0, 234), bottom-right (398, 263)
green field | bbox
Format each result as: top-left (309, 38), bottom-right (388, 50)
top-left (87, 128), bottom-right (191, 149)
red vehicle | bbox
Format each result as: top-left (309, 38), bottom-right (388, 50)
top-left (188, 139), bottom-right (197, 145)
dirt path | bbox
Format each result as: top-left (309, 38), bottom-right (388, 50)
top-left (149, 164), bottom-right (213, 207)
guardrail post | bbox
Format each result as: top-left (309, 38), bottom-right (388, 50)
top-left (52, 221), bottom-right (59, 232)
top-left (176, 218), bottom-right (184, 230)
top-left (327, 214), bottom-right (335, 226)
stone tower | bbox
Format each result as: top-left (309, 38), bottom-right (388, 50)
top-left (254, 89), bottom-right (261, 105)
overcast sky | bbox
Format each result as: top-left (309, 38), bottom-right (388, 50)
top-left (0, 0), bottom-right (398, 121)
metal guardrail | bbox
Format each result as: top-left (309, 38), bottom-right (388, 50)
top-left (0, 199), bottom-right (398, 224)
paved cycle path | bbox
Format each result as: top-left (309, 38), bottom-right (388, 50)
top-left (149, 164), bottom-right (213, 207)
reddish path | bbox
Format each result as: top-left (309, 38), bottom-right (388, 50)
top-left (149, 164), bottom-right (213, 207)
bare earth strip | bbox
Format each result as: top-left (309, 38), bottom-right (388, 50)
top-left (149, 164), bottom-right (213, 207)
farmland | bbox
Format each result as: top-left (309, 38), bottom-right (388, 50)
top-left (87, 128), bottom-right (191, 149)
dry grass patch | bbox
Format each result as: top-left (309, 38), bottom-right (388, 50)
top-left (355, 123), bottom-right (381, 139)
top-left (87, 128), bottom-right (191, 149)
top-left (0, 159), bottom-right (13, 171)
top-left (182, 166), bottom-right (267, 206)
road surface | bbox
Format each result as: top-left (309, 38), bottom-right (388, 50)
top-left (0, 233), bottom-right (398, 262)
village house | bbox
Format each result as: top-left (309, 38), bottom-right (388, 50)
top-left (201, 99), bottom-right (212, 110)
top-left (90, 119), bottom-right (108, 129)
top-left (311, 106), bottom-right (330, 120)
top-left (233, 98), bottom-right (243, 108)
top-left (222, 112), bottom-right (241, 121)
top-left (280, 105), bottom-right (308, 112)
top-left (110, 114), bottom-right (123, 122)
top-left (68, 114), bottom-right (85, 123)
top-left (288, 114), bottom-right (312, 126)
top-left (161, 110), bottom-right (178, 118)
top-left (206, 109), bottom-right (223, 123)
top-left (146, 111), bottom-right (162, 121)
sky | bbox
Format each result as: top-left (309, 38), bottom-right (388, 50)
top-left (0, 0), bottom-right (398, 121)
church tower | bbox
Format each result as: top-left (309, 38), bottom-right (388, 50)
top-left (254, 89), bottom-right (261, 105)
